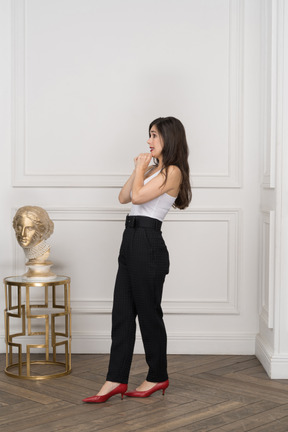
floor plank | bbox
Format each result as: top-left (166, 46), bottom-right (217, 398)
top-left (1, 354), bottom-right (288, 432)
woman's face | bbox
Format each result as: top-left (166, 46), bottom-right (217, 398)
top-left (147, 125), bottom-right (164, 160)
top-left (15, 215), bottom-right (42, 248)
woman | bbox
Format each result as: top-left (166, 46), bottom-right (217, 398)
top-left (83, 116), bottom-right (192, 403)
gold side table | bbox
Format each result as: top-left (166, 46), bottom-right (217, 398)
top-left (4, 275), bottom-right (71, 380)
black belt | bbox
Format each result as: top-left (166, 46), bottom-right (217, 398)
top-left (125, 215), bottom-right (162, 230)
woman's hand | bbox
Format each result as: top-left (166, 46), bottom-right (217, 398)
top-left (134, 153), bottom-right (152, 172)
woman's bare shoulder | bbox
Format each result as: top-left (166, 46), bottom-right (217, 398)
top-left (166, 165), bottom-right (182, 179)
top-left (163, 166), bottom-right (182, 195)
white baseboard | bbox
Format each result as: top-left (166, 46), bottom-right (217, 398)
top-left (256, 334), bottom-right (288, 379)
top-left (165, 332), bottom-right (256, 355)
top-left (0, 331), bottom-right (256, 355)
top-left (70, 331), bottom-right (256, 355)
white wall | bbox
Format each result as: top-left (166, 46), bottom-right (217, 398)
top-left (256, 0), bottom-right (288, 378)
top-left (1, 0), bottom-right (262, 356)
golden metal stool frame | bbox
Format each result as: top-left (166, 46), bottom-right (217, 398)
top-left (4, 276), bottom-right (71, 380)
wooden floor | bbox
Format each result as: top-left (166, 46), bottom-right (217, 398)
top-left (1, 354), bottom-right (288, 431)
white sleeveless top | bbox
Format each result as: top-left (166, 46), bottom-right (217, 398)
top-left (129, 170), bottom-right (176, 222)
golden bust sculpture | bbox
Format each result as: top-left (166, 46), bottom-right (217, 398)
top-left (13, 206), bottom-right (56, 280)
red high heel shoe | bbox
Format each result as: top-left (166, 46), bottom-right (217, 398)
top-left (124, 380), bottom-right (169, 398)
top-left (82, 383), bottom-right (127, 403)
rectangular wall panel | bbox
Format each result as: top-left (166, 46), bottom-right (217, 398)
top-left (259, 209), bottom-right (275, 328)
top-left (261, 0), bottom-right (277, 188)
top-left (14, 207), bottom-right (240, 315)
top-left (12, 0), bottom-right (243, 188)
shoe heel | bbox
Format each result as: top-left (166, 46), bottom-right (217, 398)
top-left (162, 389), bottom-right (166, 396)
top-left (121, 393), bottom-right (124, 400)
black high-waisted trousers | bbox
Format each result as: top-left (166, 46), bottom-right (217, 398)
top-left (106, 215), bottom-right (170, 384)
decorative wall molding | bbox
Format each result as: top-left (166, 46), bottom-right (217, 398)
top-left (224, 0), bottom-right (243, 188)
top-left (11, 0), bottom-right (243, 188)
top-left (261, 0), bottom-right (282, 188)
top-left (259, 209), bottom-right (275, 329)
top-left (14, 207), bottom-right (241, 315)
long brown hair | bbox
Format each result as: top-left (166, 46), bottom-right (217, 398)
top-left (149, 116), bottom-right (192, 209)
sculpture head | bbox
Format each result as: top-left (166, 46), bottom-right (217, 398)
top-left (13, 206), bottom-right (54, 249)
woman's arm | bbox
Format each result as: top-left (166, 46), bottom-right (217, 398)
top-left (118, 170), bottom-right (136, 204)
top-left (132, 154), bottom-right (182, 205)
